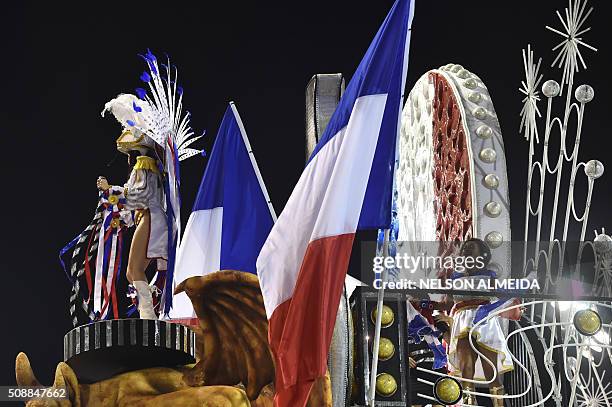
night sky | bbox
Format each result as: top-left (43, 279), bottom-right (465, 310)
top-left (1, 0), bottom-right (610, 386)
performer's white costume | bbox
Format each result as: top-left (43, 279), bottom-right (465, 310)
top-left (448, 274), bottom-right (514, 378)
top-left (120, 156), bottom-right (168, 261)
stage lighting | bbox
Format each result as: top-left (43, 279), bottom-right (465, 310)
top-left (375, 373), bottom-right (398, 397)
top-left (434, 377), bottom-right (463, 405)
top-left (574, 309), bottom-right (602, 337)
top-left (371, 304), bottom-right (395, 328)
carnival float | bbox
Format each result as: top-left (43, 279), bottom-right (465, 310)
top-left (15, 0), bottom-right (611, 406)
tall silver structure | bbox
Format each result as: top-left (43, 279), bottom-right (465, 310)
top-left (305, 73), bottom-right (354, 407)
top-left (305, 73), bottom-right (345, 158)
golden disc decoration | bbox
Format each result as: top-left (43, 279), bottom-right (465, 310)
top-left (377, 337), bottom-right (395, 361)
top-left (434, 377), bottom-right (462, 405)
top-left (107, 195), bottom-right (119, 205)
top-left (371, 305), bottom-right (394, 328)
top-left (573, 309), bottom-right (602, 336)
top-left (375, 373), bottom-right (397, 397)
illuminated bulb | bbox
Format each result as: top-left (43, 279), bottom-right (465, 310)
top-left (542, 80), bottom-right (560, 98)
top-left (457, 69), bottom-right (471, 79)
top-left (371, 305), bottom-right (395, 328)
top-left (584, 160), bottom-right (604, 179)
top-left (468, 92), bottom-right (482, 103)
top-left (485, 201), bottom-right (502, 217)
top-left (476, 125), bottom-right (493, 139)
top-left (483, 174), bottom-right (500, 189)
top-left (575, 84), bottom-right (594, 103)
top-left (479, 148), bottom-right (497, 163)
top-left (451, 64), bottom-right (463, 73)
top-left (375, 373), bottom-right (397, 397)
top-left (594, 233), bottom-right (612, 254)
top-left (473, 107), bottom-right (487, 120)
top-left (464, 78), bottom-right (477, 89)
top-left (378, 337), bottom-right (395, 361)
top-left (573, 309), bottom-right (602, 336)
top-left (485, 231), bottom-right (503, 248)
top-left (434, 377), bottom-right (462, 405)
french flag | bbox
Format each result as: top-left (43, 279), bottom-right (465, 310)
top-left (170, 103), bottom-right (276, 319)
top-left (256, 1), bottom-right (414, 405)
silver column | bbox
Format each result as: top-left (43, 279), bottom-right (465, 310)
top-left (305, 73), bottom-right (345, 159)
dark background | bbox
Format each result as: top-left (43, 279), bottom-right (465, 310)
top-left (1, 0), bottom-right (610, 387)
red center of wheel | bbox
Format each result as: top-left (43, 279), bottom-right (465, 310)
top-left (430, 72), bottom-right (473, 243)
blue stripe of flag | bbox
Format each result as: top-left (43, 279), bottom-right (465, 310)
top-left (307, 0), bottom-right (413, 229)
top-left (192, 104), bottom-right (274, 274)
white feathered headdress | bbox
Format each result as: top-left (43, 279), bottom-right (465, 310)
top-left (107, 50), bottom-right (203, 161)
top-left (102, 93), bottom-right (153, 128)
top-left (102, 93), bottom-right (157, 151)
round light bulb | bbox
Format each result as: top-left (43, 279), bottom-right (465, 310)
top-left (542, 80), bottom-right (560, 98)
top-left (575, 84), bottom-right (594, 103)
top-left (574, 309), bottom-right (602, 336)
top-left (434, 377), bottom-right (462, 405)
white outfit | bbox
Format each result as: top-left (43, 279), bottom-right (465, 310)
top-left (118, 156), bottom-right (168, 261)
top-left (448, 274), bottom-right (514, 378)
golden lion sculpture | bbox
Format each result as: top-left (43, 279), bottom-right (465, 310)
top-left (16, 271), bottom-right (331, 407)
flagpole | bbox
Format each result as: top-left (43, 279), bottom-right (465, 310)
top-left (229, 101), bottom-right (278, 222)
top-left (368, 1), bottom-right (414, 404)
top-left (368, 228), bottom-right (390, 407)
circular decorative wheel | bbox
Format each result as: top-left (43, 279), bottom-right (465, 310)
top-left (396, 63), bottom-right (511, 277)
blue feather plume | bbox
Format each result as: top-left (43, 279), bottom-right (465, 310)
top-left (135, 88), bottom-right (147, 100)
top-left (139, 49), bottom-right (158, 75)
top-left (140, 71), bottom-right (151, 83)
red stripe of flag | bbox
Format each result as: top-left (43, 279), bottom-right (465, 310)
top-left (269, 233), bottom-right (354, 406)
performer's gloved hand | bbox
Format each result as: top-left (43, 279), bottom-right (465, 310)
top-left (97, 176), bottom-right (110, 191)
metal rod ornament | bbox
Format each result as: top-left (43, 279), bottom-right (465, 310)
top-left (368, 228), bottom-right (390, 407)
